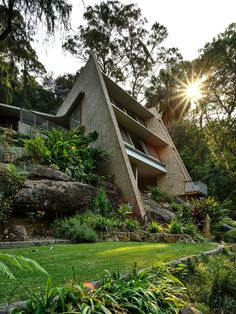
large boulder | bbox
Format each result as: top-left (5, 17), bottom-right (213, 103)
top-left (13, 179), bottom-right (98, 214)
top-left (29, 165), bottom-right (74, 182)
top-left (12, 166), bottom-right (120, 214)
top-left (142, 195), bottom-right (175, 223)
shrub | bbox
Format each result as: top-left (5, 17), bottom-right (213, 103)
top-left (0, 164), bottom-right (25, 223)
top-left (148, 186), bottom-right (174, 203)
top-left (149, 185), bottom-right (162, 201)
top-left (0, 163), bottom-right (25, 197)
top-left (182, 253), bottom-right (236, 313)
top-left (92, 215), bottom-right (119, 232)
top-left (117, 203), bottom-right (132, 218)
top-left (168, 219), bottom-right (183, 234)
top-left (68, 224), bottom-right (97, 243)
top-left (147, 220), bottom-right (163, 233)
top-left (220, 217), bottom-right (236, 228)
top-left (89, 189), bottom-right (112, 216)
top-left (191, 197), bottom-right (228, 227)
top-left (172, 202), bottom-right (193, 223)
top-left (223, 229), bottom-right (236, 243)
top-left (24, 127), bottom-right (107, 185)
top-left (24, 136), bottom-right (50, 164)
top-left (170, 202), bottom-right (183, 211)
top-left (16, 264), bottom-right (187, 313)
top-left (124, 218), bottom-right (140, 231)
top-left (183, 221), bottom-right (199, 236)
top-left (53, 216), bottom-right (97, 243)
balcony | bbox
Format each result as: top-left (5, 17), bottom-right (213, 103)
top-left (125, 143), bottom-right (167, 175)
top-left (185, 181), bottom-right (207, 196)
top-left (113, 105), bottom-right (168, 147)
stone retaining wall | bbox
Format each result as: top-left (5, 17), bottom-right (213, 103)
top-left (0, 239), bottom-right (72, 249)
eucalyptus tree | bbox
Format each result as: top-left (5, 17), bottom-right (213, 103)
top-left (0, 9), bottom-right (45, 106)
top-left (0, 0), bottom-right (71, 42)
top-left (63, 0), bottom-right (172, 98)
top-left (145, 57), bottom-right (197, 127)
top-left (199, 23), bottom-right (236, 120)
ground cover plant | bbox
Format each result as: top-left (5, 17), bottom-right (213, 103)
top-left (177, 248), bottom-right (236, 314)
top-left (12, 264), bottom-right (187, 313)
top-left (0, 242), bottom-right (216, 305)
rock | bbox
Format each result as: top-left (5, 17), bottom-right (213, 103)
top-left (164, 235), bottom-right (176, 243)
top-left (12, 173), bottom-right (120, 215)
top-left (130, 232), bottom-right (142, 242)
top-left (175, 197), bottom-right (188, 205)
top-left (29, 165), bottom-right (74, 182)
top-left (118, 235), bottom-right (130, 242)
top-left (176, 234), bottom-right (193, 244)
top-left (103, 181), bottom-right (120, 209)
top-left (203, 214), bottom-right (212, 240)
top-left (180, 305), bottom-right (203, 314)
top-left (142, 195), bottom-right (175, 223)
top-left (220, 224), bottom-right (234, 231)
top-left (0, 301), bottom-right (27, 314)
top-left (145, 233), bottom-right (164, 243)
top-left (2, 225), bottom-right (29, 242)
top-left (13, 179), bottom-right (98, 214)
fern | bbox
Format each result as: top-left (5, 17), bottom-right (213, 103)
top-left (0, 253), bottom-right (48, 279)
top-left (0, 261), bottom-right (15, 280)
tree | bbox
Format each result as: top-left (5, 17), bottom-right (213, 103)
top-left (170, 120), bottom-right (236, 212)
top-left (204, 118), bottom-right (236, 177)
top-left (54, 71), bottom-right (80, 105)
top-left (0, 0), bottom-right (71, 42)
top-left (63, 0), bottom-right (173, 98)
top-left (145, 59), bottom-right (196, 127)
top-left (199, 23), bottom-right (236, 120)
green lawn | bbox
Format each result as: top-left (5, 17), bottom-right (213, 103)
top-left (0, 241), bottom-right (216, 305)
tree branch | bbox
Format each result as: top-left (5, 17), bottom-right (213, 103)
top-left (0, 0), bottom-right (15, 42)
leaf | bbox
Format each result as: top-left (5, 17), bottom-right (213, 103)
top-left (0, 261), bottom-right (15, 280)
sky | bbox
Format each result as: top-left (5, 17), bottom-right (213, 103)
top-left (34, 0), bottom-right (236, 77)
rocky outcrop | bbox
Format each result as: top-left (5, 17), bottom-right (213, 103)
top-left (29, 165), bottom-right (74, 182)
top-left (142, 195), bottom-right (175, 223)
top-left (12, 166), bottom-right (120, 214)
top-left (13, 179), bottom-right (97, 214)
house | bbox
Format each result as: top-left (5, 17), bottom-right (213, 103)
top-left (0, 55), bottom-right (207, 217)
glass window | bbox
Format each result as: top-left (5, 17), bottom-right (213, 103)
top-left (70, 103), bottom-right (82, 128)
top-left (120, 128), bottom-right (133, 145)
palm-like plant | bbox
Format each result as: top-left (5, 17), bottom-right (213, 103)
top-left (0, 253), bottom-right (48, 280)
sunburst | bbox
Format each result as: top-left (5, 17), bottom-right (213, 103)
top-left (171, 72), bottom-right (204, 119)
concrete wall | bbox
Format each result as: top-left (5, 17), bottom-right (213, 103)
top-left (58, 55), bottom-right (145, 216)
top-left (147, 108), bottom-right (192, 196)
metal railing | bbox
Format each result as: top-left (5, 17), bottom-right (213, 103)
top-left (185, 180), bottom-right (207, 196)
top-left (20, 108), bottom-right (61, 131)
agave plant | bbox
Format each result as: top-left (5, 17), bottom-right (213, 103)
top-left (0, 253), bottom-right (48, 280)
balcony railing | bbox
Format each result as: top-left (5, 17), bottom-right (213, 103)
top-left (185, 181), bottom-right (207, 196)
top-left (20, 108), bottom-right (62, 131)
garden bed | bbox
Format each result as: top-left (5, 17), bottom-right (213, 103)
top-left (0, 241), bottom-right (217, 305)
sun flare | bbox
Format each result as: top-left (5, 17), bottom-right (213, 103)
top-left (185, 81), bottom-right (202, 103)
top-left (170, 72), bottom-right (204, 120)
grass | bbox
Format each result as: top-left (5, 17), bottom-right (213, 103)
top-left (0, 241), bottom-right (216, 305)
